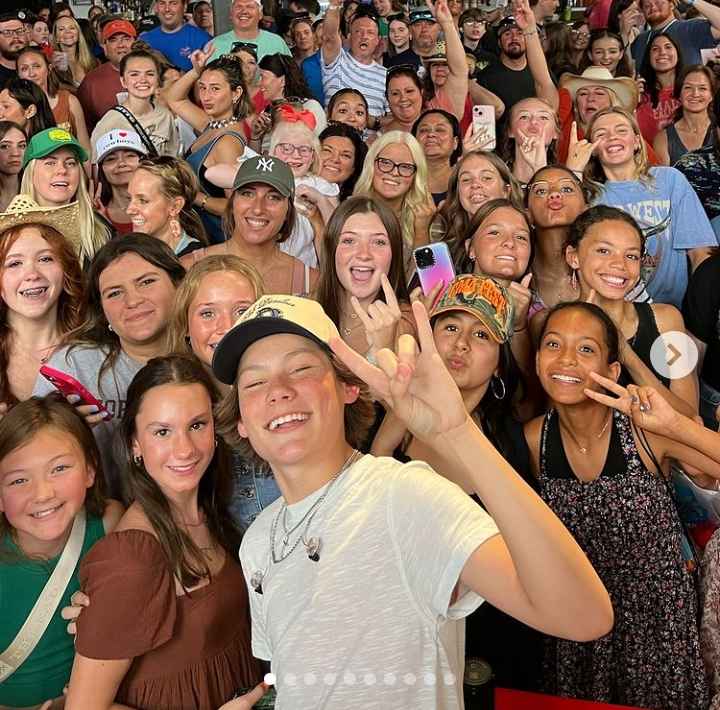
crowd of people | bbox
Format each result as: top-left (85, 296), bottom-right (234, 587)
top-left (1, 0), bottom-right (720, 707)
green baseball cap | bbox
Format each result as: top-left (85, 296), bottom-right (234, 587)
top-left (430, 274), bottom-right (514, 344)
top-left (23, 127), bottom-right (89, 168)
top-left (232, 155), bottom-right (295, 198)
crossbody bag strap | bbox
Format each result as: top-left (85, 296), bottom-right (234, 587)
top-left (112, 105), bottom-right (159, 157)
top-left (0, 509), bottom-right (87, 682)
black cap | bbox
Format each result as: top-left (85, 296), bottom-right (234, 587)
top-left (0, 11), bottom-right (28, 23)
top-left (496, 16), bottom-right (519, 37)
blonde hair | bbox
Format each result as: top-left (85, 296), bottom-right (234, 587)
top-left (165, 255), bottom-right (264, 356)
top-left (352, 131), bottom-right (432, 264)
top-left (584, 106), bottom-right (650, 187)
top-left (21, 160), bottom-right (110, 263)
top-left (134, 157), bottom-right (209, 245)
top-left (51, 16), bottom-right (97, 76)
top-left (269, 122), bottom-right (321, 174)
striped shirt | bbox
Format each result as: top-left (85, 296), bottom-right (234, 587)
top-left (322, 48), bottom-right (389, 118)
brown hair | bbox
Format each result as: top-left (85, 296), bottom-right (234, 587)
top-left (222, 189), bottom-right (296, 245)
top-left (0, 394), bottom-right (106, 561)
top-left (216, 345), bottom-right (376, 465)
top-left (64, 234), bottom-right (185, 395)
top-left (437, 151), bottom-right (524, 265)
top-left (0, 224), bottom-right (84, 406)
top-left (315, 196), bottom-right (409, 329)
top-left (165, 255), bottom-right (264, 356)
top-left (120, 354), bottom-right (243, 587)
top-left (16, 46), bottom-right (66, 99)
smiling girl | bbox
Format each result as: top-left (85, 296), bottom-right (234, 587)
top-left (90, 49), bottom-right (178, 163)
top-left (0, 210), bottom-right (84, 407)
top-left (525, 300), bottom-right (713, 708)
top-left (0, 396), bottom-right (122, 709)
top-left (32, 235), bottom-right (185, 500)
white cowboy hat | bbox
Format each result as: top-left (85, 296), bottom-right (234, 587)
top-left (560, 66), bottom-right (639, 112)
top-left (0, 195), bottom-right (82, 256)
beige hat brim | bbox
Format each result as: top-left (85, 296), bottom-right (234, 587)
top-left (560, 73), bottom-right (639, 113)
top-left (0, 201), bottom-right (82, 257)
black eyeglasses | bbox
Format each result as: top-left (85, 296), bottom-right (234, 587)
top-left (231, 41), bottom-right (258, 55)
top-left (0, 28), bottom-right (26, 37)
top-left (375, 156), bottom-right (416, 177)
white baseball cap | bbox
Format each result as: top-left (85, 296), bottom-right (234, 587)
top-left (95, 129), bottom-right (147, 164)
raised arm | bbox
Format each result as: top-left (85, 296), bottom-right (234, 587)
top-left (322, 0), bottom-right (343, 66)
top-left (693, 0), bottom-right (720, 40)
top-left (468, 80), bottom-right (505, 119)
top-left (330, 301), bottom-right (614, 642)
top-left (165, 46), bottom-right (214, 133)
top-left (430, 0), bottom-right (469, 121)
top-left (513, 0), bottom-right (559, 111)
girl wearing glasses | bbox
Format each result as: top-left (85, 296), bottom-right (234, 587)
top-left (353, 131), bottom-right (435, 282)
top-left (567, 21), bottom-right (590, 74)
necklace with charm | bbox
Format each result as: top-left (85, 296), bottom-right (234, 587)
top-left (560, 411), bottom-right (612, 455)
top-left (250, 449), bottom-right (362, 594)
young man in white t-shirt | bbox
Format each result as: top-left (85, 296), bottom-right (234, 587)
top-left (213, 294), bottom-right (613, 709)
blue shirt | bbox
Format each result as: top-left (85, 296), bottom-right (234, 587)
top-left (139, 23), bottom-right (212, 71)
top-left (594, 167), bottom-right (719, 308)
top-left (302, 51), bottom-right (325, 105)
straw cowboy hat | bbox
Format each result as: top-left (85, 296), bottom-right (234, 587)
top-left (0, 195), bottom-right (82, 255)
top-left (560, 66), bottom-right (639, 112)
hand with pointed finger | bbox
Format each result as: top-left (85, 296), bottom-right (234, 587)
top-left (516, 131), bottom-right (547, 173)
top-left (330, 300), bottom-right (468, 441)
top-left (508, 273), bottom-right (533, 330)
top-left (352, 273), bottom-right (403, 355)
top-left (512, 0), bottom-right (536, 32)
top-left (583, 372), bottom-right (681, 437)
top-left (565, 121), bottom-right (599, 174)
top-left (190, 42), bottom-right (214, 73)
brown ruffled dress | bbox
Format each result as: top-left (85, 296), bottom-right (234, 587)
top-left (75, 529), bottom-right (261, 709)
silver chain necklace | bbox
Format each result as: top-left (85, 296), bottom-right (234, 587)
top-left (251, 449), bottom-right (361, 594)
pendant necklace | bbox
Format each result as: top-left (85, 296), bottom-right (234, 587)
top-left (251, 449), bottom-right (361, 594)
top-left (561, 411), bottom-right (612, 455)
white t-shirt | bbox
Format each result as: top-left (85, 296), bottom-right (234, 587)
top-left (240, 454), bottom-right (499, 710)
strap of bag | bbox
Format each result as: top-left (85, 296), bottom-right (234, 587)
top-left (112, 105), bottom-right (159, 157)
top-left (0, 509), bottom-right (87, 682)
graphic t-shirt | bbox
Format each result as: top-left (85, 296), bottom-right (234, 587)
top-left (593, 167), bottom-right (718, 307)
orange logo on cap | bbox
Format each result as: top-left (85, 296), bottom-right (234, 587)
top-left (446, 276), bottom-right (508, 319)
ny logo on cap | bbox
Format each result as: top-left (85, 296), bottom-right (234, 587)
top-left (257, 157), bottom-right (275, 172)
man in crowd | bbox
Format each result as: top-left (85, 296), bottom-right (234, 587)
top-left (210, 283), bottom-right (612, 709)
top-left (301, 19), bottom-right (325, 104)
top-left (77, 18), bottom-right (136, 130)
top-left (0, 12), bottom-right (29, 87)
top-left (477, 11), bottom-right (557, 121)
top-left (140, 0), bottom-right (212, 72)
top-left (322, 1), bottom-right (388, 120)
top-left (530, 0), bottom-right (559, 44)
top-left (211, 0), bottom-right (291, 60)
top-left (631, 0), bottom-right (720, 66)
top-left (409, 5), bottom-right (441, 61)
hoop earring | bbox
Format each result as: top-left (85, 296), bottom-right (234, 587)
top-left (133, 455), bottom-right (143, 466)
top-left (491, 375), bottom-right (506, 400)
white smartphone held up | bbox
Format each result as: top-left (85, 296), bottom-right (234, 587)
top-left (472, 105), bottom-right (496, 151)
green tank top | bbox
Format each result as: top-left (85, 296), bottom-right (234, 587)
top-left (0, 513), bottom-right (105, 707)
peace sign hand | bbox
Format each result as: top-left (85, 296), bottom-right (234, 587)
top-left (351, 273), bottom-right (403, 355)
top-left (565, 121), bottom-right (599, 174)
top-left (427, 0), bottom-right (453, 25)
top-left (512, 0), bottom-right (536, 32)
top-left (330, 300), bottom-right (468, 441)
top-left (584, 372), bottom-right (681, 438)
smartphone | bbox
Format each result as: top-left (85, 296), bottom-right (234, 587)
top-left (39, 365), bottom-right (111, 420)
top-left (472, 105), bottom-right (496, 151)
top-left (413, 243), bottom-right (456, 302)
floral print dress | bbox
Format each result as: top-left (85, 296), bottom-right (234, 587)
top-left (538, 409), bottom-right (708, 710)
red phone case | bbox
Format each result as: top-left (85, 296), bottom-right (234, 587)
top-left (39, 366), bottom-right (111, 420)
